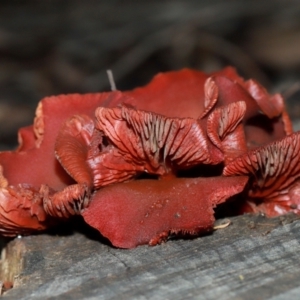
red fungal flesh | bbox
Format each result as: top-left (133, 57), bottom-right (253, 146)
top-left (124, 69), bottom-right (208, 118)
top-left (206, 101), bottom-right (247, 163)
top-left (0, 92), bottom-right (129, 234)
top-left (54, 68), bottom-right (296, 244)
top-left (55, 114), bottom-right (95, 187)
top-left (94, 106), bottom-right (223, 171)
top-left (223, 132), bottom-right (300, 216)
top-left (0, 67), bottom-right (296, 243)
top-left (0, 92), bottom-right (128, 189)
top-left (0, 185), bottom-right (48, 236)
top-left (82, 176), bottom-right (248, 248)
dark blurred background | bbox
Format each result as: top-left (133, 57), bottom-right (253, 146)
top-left (1, 0), bottom-right (300, 149)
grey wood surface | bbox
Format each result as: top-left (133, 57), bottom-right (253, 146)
top-left (1, 213), bottom-right (300, 299)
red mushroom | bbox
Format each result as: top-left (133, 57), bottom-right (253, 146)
top-left (0, 67), bottom-right (294, 244)
top-left (123, 67), bottom-right (292, 151)
top-left (55, 103), bottom-right (249, 248)
top-left (223, 132), bottom-right (300, 217)
top-left (53, 67), bottom-right (293, 247)
top-left (215, 67), bottom-right (292, 147)
top-left (0, 91), bottom-right (128, 235)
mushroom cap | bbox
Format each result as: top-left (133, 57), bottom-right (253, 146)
top-left (124, 67), bottom-right (291, 149)
top-left (124, 68), bottom-right (208, 118)
top-left (94, 105), bottom-right (223, 174)
top-left (223, 132), bottom-right (300, 216)
top-left (55, 114), bottom-right (96, 187)
top-left (82, 176), bottom-right (248, 248)
top-left (0, 92), bottom-right (128, 191)
top-left (0, 92), bottom-right (128, 234)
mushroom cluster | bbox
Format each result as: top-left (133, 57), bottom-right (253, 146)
top-left (0, 67), bottom-right (297, 248)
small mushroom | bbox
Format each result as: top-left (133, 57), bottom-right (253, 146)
top-left (0, 91), bottom-right (128, 235)
top-left (206, 101), bottom-right (247, 164)
top-left (223, 132), bottom-right (300, 216)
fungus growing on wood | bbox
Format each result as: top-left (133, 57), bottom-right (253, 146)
top-left (0, 92), bottom-right (128, 235)
top-left (0, 67), bottom-right (296, 248)
top-left (52, 68), bottom-right (294, 247)
top-left (55, 104), bottom-right (248, 248)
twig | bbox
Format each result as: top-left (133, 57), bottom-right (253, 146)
top-left (106, 69), bottom-right (117, 91)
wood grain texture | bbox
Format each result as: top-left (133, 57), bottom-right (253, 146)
top-left (1, 213), bottom-right (300, 299)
